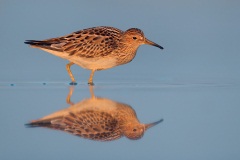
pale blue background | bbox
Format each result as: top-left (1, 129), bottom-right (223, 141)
top-left (1, 0), bottom-right (240, 160)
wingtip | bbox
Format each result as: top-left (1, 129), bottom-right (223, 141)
top-left (24, 122), bottom-right (36, 128)
top-left (24, 40), bottom-right (36, 45)
top-left (24, 120), bottom-right (51, 128)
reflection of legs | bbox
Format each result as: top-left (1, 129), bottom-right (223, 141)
top-left (66, 62), bottom-right (77, 85)
top-left (89, 85), bottom-right (95, 98)
top-left (66, 86), bottom-right (74, 105)
top-left (88, 70), bottom-right (95, 86)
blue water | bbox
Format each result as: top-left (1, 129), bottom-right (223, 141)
top-left (1, 0), bottom-right (240, 159)
top-left (1, 82), bottom-right (240, 160)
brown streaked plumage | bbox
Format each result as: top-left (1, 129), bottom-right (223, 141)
top-left (26, 86), bottom-right (163, 141)
top-left (24, 26), bottom-right (164, 85)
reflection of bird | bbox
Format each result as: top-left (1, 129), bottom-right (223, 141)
top-left (26, 87), bottom-right (163, 141)
top-left (24, 26), bottom-right (163, 85)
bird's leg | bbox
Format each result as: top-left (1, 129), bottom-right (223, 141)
top-left (89, 85), bottom-right (95, 98)
top-left (88, 70), bottom-right (95, 86)
top-left (66, 86), bottom-right (75, 105)
top-left (66, 62), bottom-right (77, 85)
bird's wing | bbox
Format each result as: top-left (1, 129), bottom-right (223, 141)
top-left (51, 111), bottom-right (123, 141)
top-left (25, 26), bottom-right (123, 58)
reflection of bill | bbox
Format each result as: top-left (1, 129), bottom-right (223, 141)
top-left (26, 86), bottom-right (163, 141)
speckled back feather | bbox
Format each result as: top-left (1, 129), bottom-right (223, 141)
top-left (25, 26), bottom-right (123, 58)
top-left (29, 110), bottom-right (123, 141)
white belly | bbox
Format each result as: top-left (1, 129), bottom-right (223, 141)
top-left (69, 56), bottom-right (118, 70)
top-left (40, 48), bottom-right (118, 70)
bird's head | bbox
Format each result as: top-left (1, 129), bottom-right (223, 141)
top-left (123, 119), bottom-right (164, 140)
top-left (123, 124), bottom-right (145, 140)
top-left (123, 28), bottom-right (164, 50)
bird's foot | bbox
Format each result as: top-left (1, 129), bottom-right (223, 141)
top-left (88, 82), bottom-right (94, 86)
top-left (69, 81), bottom-right (77, 85)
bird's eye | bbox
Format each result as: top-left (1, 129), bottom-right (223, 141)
top-left (133, 128), bottom-right (137, 132)
top-left (132, 37), bottom-right (137, 40)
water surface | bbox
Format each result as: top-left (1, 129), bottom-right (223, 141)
top-left (1, 0), bottom-right (240, 159)
top-left (1, 81), bottom-right (240, 160)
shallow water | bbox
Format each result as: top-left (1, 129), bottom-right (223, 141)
top-left (1, 0), bottom-right (240, 159)
top-left (1, 81), bottom-right (240, 160)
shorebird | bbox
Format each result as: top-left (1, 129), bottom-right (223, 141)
top-left (26, 86), bottom-right (163, 141)
top-left (25, 26), bottom-right (163, 85)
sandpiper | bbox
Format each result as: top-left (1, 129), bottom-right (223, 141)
top-left (26, 86), bottom-right (163, 141)
top-left (25, 26), bottom-right (163, 85)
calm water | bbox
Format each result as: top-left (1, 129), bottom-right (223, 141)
top-left (1, 81), bottom-right (240, 160)
top-left (1, 0), bottom-right (240, 159)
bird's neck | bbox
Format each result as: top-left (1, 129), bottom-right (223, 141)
top-left (116, 44), bottom-right (139, 65)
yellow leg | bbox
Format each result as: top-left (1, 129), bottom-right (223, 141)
top-left (66, 62), bottom-right (77, 85)
top-left (88, 70), bottom-right (95, 86)
top-left (66, 86), bottom-right (75, 105)
top-left (89, 85), bottom-right (95, 98)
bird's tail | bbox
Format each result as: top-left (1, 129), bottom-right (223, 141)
top-left (25, 120), bottom-right (52, 128)
top-left (24, 40), bottom-right (52, 46)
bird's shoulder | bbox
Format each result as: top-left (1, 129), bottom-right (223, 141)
top-left (60, 110), bottom-right (122, 141)
top-left (45, 26), bottom-right (124, 58)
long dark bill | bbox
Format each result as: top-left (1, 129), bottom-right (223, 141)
top-left (145, 38), bottom-right (164, 49)
top-left (145, 119), bottom-right (164, 130)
